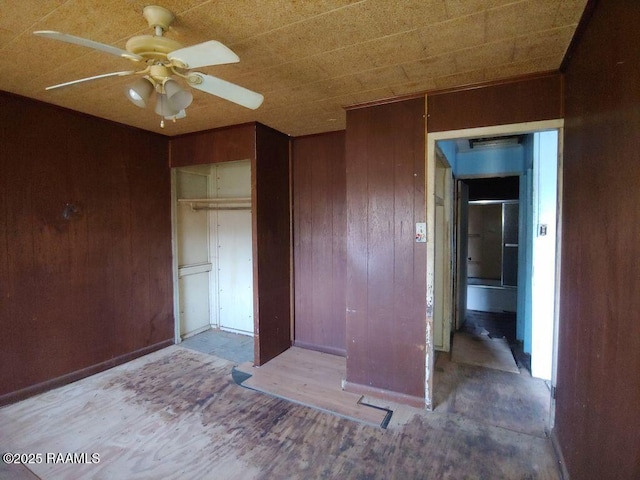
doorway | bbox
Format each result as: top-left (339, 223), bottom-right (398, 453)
top-left (457, 180), bottom-right (522, 373)
top-left (426, 120), bottom-right (563, 417)
top-left (171, 160), bottom-right (254, 343)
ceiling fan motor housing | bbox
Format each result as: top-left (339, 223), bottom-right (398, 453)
top-left (125, 35), bottom-right (183, 61)
top-left (126, 6), bottom-right (182, 61)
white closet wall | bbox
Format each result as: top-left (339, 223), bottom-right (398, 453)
top-left (213, 161), bottom-right (253, 334)
top-left (176, 167), bottom-right (212, 337)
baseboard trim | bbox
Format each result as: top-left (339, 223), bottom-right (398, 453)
top-left (342, 380), bottom-right (425, 408)
top-left (292, 340), bottom-right (346, 357)
top-left (0, 339), bottom-right (173, 407)
top-left (550, 428), bottom-right (570, 480)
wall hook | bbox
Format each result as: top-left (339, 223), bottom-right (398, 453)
top-left (62, 203), bottom-right (79, 220)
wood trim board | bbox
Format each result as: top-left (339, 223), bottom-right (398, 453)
top-left (233, 347), bottom-right (391, 428)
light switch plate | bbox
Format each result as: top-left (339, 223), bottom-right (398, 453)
top-left (416, 222), bottom-right (426, 243)
top-left (539, 224), bottom-right (548, 236)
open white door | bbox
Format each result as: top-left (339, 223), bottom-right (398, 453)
top-left (530, 131), bottom-right (559, 380)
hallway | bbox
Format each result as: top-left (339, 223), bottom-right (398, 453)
top-left (436, 309), bottom-right (550, 438)
top-left (462, 310), bottom-right (532, 372)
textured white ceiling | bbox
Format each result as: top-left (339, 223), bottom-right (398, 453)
top-left (0, 0), bottom-right (587, 137)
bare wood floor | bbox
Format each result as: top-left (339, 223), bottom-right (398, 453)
top-left (435, 349), bottom-right (551, 439)
top-left (451, 331), bottom-right (520, 374)
top-left (0, 345), bottom-right (559, 479)
top-left (235, 347), bottom-right (390, 427)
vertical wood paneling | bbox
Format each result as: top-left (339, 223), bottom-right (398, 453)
top-left (344, 98), bottom-right (426, 403)
top-left (427, 73), bottom-right (563, 133)
top-left (124, 132), bottom-right (174, 351)
top-left (170, 123), bottom-right (255, 167)
top-left (556, 2), bottom-right (640, 478)
top-left (254, 124), bottom-right (291, 365)
top-left (292, 131), bottom-right (346, 356)
top-left (0, 93), bottom-right (173, 402)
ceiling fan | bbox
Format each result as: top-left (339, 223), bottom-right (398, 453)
top-left (34, 5), bottom-right (264, 127)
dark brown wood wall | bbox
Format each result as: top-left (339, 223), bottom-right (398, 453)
top-left (254, 124), bottom-right (292, 365)
top-left (292, 131), bottom-right (346, 356)
top-left (0, 93), bottom-right (173, 404)
top-left (344, 98), bottom-right (426, 404)
top-left (556, 1), bottom-right (640, 478)
top-left (170, 123), bottom-right (255, 167)
top-left (427, 72), bottom-right (563, 132)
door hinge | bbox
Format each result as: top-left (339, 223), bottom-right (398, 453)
top-left (551, 385), bottom-right (557, 400)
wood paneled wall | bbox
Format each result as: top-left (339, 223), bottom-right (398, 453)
top-left (292, 131), bottom-right (346, 356)
top-left (253, 124), bottom-right (292, 365)
top-left (0, 93), bottom-right (173, 404)
top-left (556, 1), bottom-right (640, 478)
top-left (344, 98), bottom-right (426, 405)
top-left (170, 123), bottom-right (255, 167)
top-left (427, 72), bottom-right (563, 132)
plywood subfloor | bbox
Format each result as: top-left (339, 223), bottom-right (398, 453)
top-left (0, 346), bottom-right (560, 479)
top-left (452, 330), bottom-right (520, 373)
top-left (434, 352), bottom-right (551, 438)
top-left (235, 347), bottom-right (390, 428)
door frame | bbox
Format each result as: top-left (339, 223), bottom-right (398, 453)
top-left (433, 149), bottom-right (454, 352)
top-left (425, 119), bottom-right (564, 411)
top-left (453, 180), bottom-right (469, 331)
top-left (171, 168), bottom-right (180, 344)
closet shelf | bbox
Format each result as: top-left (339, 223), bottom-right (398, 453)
top-left (177, 197), bottom-right (252, 211)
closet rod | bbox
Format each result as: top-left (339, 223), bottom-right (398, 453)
top-left (177, 197), bottom-right (252, 212)
top-left (177, 197), bottom-right (251, 204)
top-left (191, 206), bottom-right (251, 211)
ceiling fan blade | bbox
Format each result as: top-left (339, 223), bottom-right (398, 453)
top-left (169, 40), bottom-right (239, 69)
top-left (45, 71), bottom-right (136, 90)
top-left (34, 31), bottom-right (142, 61)
top-left (187, 73), bottom-right (264, 110)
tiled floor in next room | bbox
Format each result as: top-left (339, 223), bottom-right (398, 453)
top-left (179, 328), bottom-right (253, 364)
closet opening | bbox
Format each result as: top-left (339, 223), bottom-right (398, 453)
top-left (171, 160), bottom-right (254, 363)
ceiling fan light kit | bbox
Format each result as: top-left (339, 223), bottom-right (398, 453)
top-left (155, 93), bottom-right (180, 118)
top-left (33, 5), bottom-right (264, 128)
top-left (125, 77), bottom-right (154, 108)
top-left (164, 79), bottom-right (193, 111)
